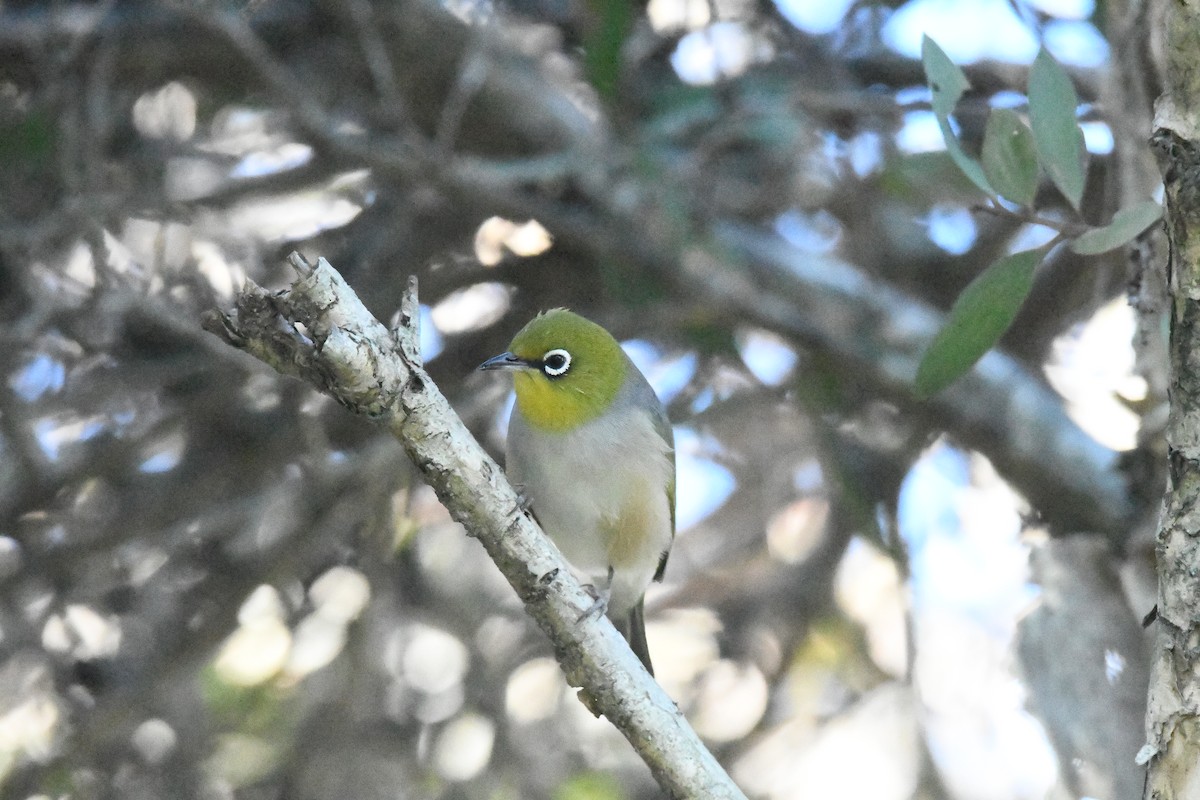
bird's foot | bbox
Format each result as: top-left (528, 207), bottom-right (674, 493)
top-left (512, 485), bottom-right (534, 514)
top-left (577, 584), bottom-right (610, 623)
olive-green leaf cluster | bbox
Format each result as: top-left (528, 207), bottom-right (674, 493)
top-left (916, 39), bottom-right (1158, 397)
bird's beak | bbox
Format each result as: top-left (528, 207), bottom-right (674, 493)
top-left (478, 352), bottom-right (530, 371)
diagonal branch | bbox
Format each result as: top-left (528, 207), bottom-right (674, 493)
top-left (202, 253), bottom-right (748, 800)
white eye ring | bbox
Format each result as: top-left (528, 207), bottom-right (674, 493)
top-left (541, 348), bottom-right (571, 377)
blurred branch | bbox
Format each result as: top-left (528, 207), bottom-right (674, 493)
top-left (1017, 536), bottom-right (1147, 800)
top-left (203, 253), bottom-right (748, 800)
top-left (6, 434), bottom-right (408, 796)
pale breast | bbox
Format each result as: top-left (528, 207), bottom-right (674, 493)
top-left (506, 403), bottom-right (674, 588)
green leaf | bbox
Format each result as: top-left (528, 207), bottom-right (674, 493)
top-left (1070, 200), bottom-right (1163, 255)
top-left (1028, 48), bottom-right (1086, 210)
top-left (937, 120), bottom-right (996, 198)
top-left (583, 0), bottom-right (633, 103)
top-left (922, 36), bottom-right (970, 118)
top-left (915, 249), bottom-right (1042, 397)
top-left (982, 108), bottom-right (1038, 206)
top-left (921, 36), bottom-right (995, 197)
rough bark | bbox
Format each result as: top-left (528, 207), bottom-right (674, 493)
top-left (1143, 2), bottom-right (1200, 796)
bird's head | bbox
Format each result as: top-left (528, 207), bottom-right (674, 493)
top-left (479, 309), bottom-right (627, 432)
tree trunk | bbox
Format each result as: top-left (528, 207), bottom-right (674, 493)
top-left (1144, 2), bottom-right (1200, 797)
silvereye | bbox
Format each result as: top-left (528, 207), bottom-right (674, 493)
top-left (480, 309), bottom-right (675, 675)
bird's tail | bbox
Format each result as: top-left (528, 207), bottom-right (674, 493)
top-left (625, 598), bottom-right (654, 676)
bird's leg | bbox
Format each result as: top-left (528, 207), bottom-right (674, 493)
top-left (577, 566), bottom-right (614, 623)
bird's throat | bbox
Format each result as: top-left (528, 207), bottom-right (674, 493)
top-left (513, 371), bottom-right (613, 432)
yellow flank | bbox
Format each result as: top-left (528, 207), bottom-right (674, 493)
top-left (602, 481), bottom-right (659, 568)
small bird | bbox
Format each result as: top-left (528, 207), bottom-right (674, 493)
top-left (480, 309), bottom-right (675, 675)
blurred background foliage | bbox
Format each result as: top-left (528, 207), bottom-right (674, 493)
top-left (0, 0), bottom-right (1166, 798)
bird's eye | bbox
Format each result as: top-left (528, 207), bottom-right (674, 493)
top-left (541, 349), bottom-right (571, 377)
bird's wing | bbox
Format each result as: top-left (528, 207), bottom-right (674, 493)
top-left (650, 398), bottom-right (675, 582)
top-left (617, 355), bottom-right (676, 582)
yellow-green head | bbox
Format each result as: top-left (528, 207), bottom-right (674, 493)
top-left (479, 309), bottom-right (628, 432)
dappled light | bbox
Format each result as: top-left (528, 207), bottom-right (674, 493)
top-left (473, 216), bottom-right (553, 266)
top-left (430, 282), bottom-right (514, 333)
top-left (1045, 298), bottom-right (1143, 452)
